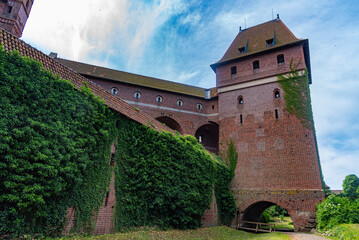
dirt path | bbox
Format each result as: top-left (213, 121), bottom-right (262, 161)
top-left (284, 232), bottom-right (329, 240)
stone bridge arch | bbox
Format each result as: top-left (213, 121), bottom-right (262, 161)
top-left (155, 116), bottom-right (182, 134)
top-left (234, 190), bottom-right (323, 231)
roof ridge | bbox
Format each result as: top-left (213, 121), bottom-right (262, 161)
top-left (57, 57), bottom-right (207, 91)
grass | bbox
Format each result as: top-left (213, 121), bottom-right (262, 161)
top-left (321, 224), bottom-right (359, 240)
top-left (58, 226), bottom-right (290, 240)
top-left (262, 217), bottom-right (294, 231)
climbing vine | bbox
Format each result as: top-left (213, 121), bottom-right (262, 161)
top-left (0, 48), bottom-right (117, 237)
top-left (277, 59), bottom-right (314, 128)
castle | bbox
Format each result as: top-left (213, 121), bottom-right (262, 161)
top-left (0, 1), bottom-right (324, 233)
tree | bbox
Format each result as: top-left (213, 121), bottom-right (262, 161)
top-left (343, 174), bottom-right (359, 200)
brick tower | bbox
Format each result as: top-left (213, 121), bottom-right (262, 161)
top-left (0, 0), bottom-right (33, 38)
top-left (211, 17), bottom-right (325, 231)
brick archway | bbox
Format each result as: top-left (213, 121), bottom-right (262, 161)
top-left (195, 122), bottom-right (219, 154)
top-left (155, 116), bottom-right (182, 133)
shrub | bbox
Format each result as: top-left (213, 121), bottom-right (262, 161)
top-left (317, 195), bottom-right (359, 230)
top-left (343, 174), bottom-right (359, 200)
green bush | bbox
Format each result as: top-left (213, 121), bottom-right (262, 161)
top-left (317, 195), bottom-right (359, 230)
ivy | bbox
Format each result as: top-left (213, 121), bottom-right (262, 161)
top-left (277, 59), bottom-right (314, 128)
top-left (0, 48), bottom-right (117, 237)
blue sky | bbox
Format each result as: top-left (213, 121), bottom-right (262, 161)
top-left (22, 0), bottom-right (359, 189)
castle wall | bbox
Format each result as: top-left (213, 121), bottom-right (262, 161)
top-left (88, 77), bottom-right (219, 136)
top-left (216, 45), bottom-right (306, 88)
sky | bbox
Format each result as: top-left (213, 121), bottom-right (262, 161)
top-left (21, 0), bottom-right (359, 190)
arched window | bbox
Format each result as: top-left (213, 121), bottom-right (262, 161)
top-left (155, 95), bottom-right (163, 103)
top-left (177, 99), bottom-right (184, 106)
top-left (238, 96), bottom-right (244, 105)
top-left (110, 87), bottom-right (119, 95)
top-left (134, 91), bottom-right (141, 99)
top-left (274, 89), bottom-right (280, 98)
top-left (196, 103), bottom-right (203, 110)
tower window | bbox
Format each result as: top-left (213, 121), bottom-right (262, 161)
top-left (266, 38), bottom-right (275, 47)
top-left (156, 95), bottom-right (163, 103)
top-left (240, 114), bottom-right (243, 124)
top-left (238, 96), bottom-right (244, 105)
top-left (26, 1), bottom-right (29, 8)
top-left (5, 6), bottom-right (12, 14)
top-left (275, 109), bottom-right (279, 119)
top-left (231, 66), bottom-right (237, 75)
top-left (110, 87), bottom-right (119, 95)
top-left (277, 54), bottom-right (284, 64)
top-left (196, 103), bottom-right (203, 110)
top-left (134, 91), bottom-right (141, 99)
top-left (253, 60), bottom-right (259, 70)
top-left (238, 47), bottom-right (245, 55)
top-left (274, 89), bottom-right (280, 98)
top-left (212, 105), bottom-right (215, 110)
top-left (177, 99), bottom-right (184, 106)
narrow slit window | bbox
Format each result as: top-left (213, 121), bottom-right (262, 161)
top-left (277, 54), bottom-right (284, 64)
top-left (212, 105), bottom-right (215, 110)
top-left (105, 192), bottom-right (109, 207)
top-left (253, 60), bottom-right (259, 70)
top-left (275, 109), bottom-right (279, 119)
top-left (240, 114), bottom-right (243, 124)
top-left (231, 66), bottom-right (237, 75)
top-left (238, 96), bottom-right (244, 105)
top-left (274, 90), bottom-right (280, 98)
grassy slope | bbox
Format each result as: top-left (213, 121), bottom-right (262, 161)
top-left (325, 224), bottom-right (359, 240)
top-left (58, 226), bottom-right (289, 240)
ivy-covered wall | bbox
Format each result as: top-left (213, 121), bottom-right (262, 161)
top-left (0, 48), bottom-right (236, 238)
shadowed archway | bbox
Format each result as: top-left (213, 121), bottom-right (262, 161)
top-left (155, 116), bottom-right (182, 134)
top-left (240, 201), bottom-right (293, 231)
top-left (195, 122), bottom-right (219, 154)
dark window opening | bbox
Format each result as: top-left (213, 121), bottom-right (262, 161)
top-left (275, 109), bottom-right (279, 119)
top-left (277, 54), bottom-right (284, 64)
top-left (231, 66), bottom-right (237, 75)
top-left (156, 95), bottom-right (163, 103)
top-left (238, 47), bottom-right (245, 55)
top-left (26, 1), bottom-right (29, 8)
top-left (105, 192), bottom-right (109, 207)
top-left (5, 6), bottom-right (12, 13)
top-left (266, 38), bottom-right (275, 47)
top-left (240, 114), bottom-right (243, 124)
top-left (238, 96), bottom-right (243, 105)
top-left (110, 153), bottom-right (115, 166)
top-left (177, 99), bottom-right (184, 106)
top-left (253, 60), bottom-right (259, 70)
top-left (274, 90), bottom-right (280, 98)
top-left (212, 105), bottom-right (215, 110)
top-left (197, 103), bottom-right (203, 110)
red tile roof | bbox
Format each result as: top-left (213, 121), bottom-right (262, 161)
top-left (0, 27), bottom-right (173, 133)
top-left (56, 58), bottom-right (211, 98)
top-left (212, 19), bottom-right (304, 67)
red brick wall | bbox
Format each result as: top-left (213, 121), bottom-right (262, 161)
top-left (201, 189), bottom-right (218, 227)
top-left (216, 44), bottom-right (324, 231)
top-left (88, 77), bottom-right (219, 136)
top-left (216, 45), bottom-right (306, 88)
top-left (93, 172), bottom-right (116, 235)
